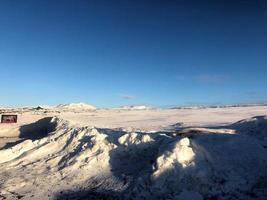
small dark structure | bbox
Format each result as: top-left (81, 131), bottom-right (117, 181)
top-left (1, 115), bottom-right (18, 123)
top-left (35, 106), bottom-right (43, 110)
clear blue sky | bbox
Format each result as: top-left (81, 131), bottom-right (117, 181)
top-left (0, 0), bottom-right (267, 107)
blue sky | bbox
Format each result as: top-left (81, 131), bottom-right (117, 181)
top-left (0, 0), bottom-right (267, 107)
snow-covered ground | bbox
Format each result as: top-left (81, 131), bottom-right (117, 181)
top-left (0, 105), bottom-right (267, 200)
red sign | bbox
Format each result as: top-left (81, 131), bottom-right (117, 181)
top-left (1, 115), bottom-right (18, 123)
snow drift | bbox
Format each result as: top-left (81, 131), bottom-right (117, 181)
top-left (0, 116), bottom-right (267, 200)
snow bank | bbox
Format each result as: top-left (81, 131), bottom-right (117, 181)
top-left (0, 116), bottom-right (266, 200)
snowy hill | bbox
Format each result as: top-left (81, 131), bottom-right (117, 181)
top-left (119, 105), bottom-right (152, 110)
top-left (56, 102), bottom-right (96, 111)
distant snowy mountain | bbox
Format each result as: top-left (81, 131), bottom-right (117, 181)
top-left (171, 103), bottom-right (267, 110)
top-left (56, 102), bottom-right (96, 111)
top-left (119, 105), bottom-right (152, 110)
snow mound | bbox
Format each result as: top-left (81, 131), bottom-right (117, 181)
top-left (0, 118), bottom-right (117, 199)
top-left (147, 134), bottom-right (266, 200)
top-left (231, 116), bottom-right (267, 135)
top-left (0, 116), bottom-right (267, 199)
top-left (0, 118), bottom-right (156, 199)
top-left (56, 102), bottom-right (96, 111)
top-left (153, 137), bottom-right (195, 173)
top-left (118, 132), bottom-right (154, 146)
top-left (230, 115), bottom-right (267, 147)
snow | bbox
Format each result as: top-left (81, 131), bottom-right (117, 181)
top-left (56, 102), bottom-right (96, 111)
top-left (118, 105), bottom-right (152, 110)
top-left (174, 190), bottom-right (203, 200)
top-left (0, 106), bottom-right (267, 199)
